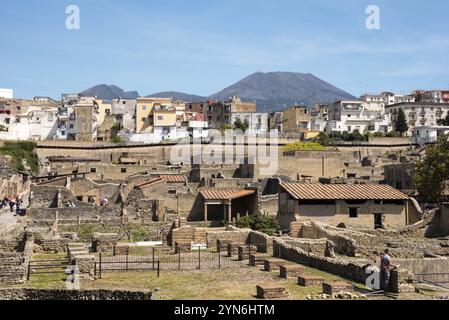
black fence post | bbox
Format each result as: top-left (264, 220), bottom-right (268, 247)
top-left (152, 248), bottom-right (155, 270)
top-left (157, 260), bottom-right (160, 278)
top-left (26, 261), bottom-right (31, 281)
top-left (99, 252), bottom-right (102, 279)
top-left (126, 251), bottom-right (129, 272)
top-left (218, 246), bottom-right (221, 269)
top-left (198, 247), bottom-right (201, 270)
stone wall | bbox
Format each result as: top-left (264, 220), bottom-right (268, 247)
top-left (28, 207), bottom-right (122, 225)
top-left (273, 238), bottom-right (369, 284)
top-left (249, 231), bottom-right (274, 255)
top-left (292, 220), bottom-right (371, 257)
top-left (0, 288), bottom-right (152, 300)
top-left (205, 227), bottom-right (251, 248)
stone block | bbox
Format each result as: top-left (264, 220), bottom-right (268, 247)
top-left (238, 245), bottom-right (257, 261)
top-left (263, 258), bottom-right (291, 272)
top-left (298, 275), bottom-right (325, 287)
top-left (256, 284), bottom-right (288, 299)
top-left (249, 253), bottom-right (271, 267)
top-left (280, 265), bottom-right (304, 279)
top-left (322, 282), bottom-right (354, 295)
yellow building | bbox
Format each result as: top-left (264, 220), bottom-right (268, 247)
top-left (154, 107), bottom-right (177, 127)
top-left (282, 106), bottom-right (312, 133)
top-left (136, 98), bottom-right (172, 133)
top-left (96, 99), bottom-right (112, 127)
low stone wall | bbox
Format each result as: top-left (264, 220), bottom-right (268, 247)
top-left (282, 238), bottom-right (329, 256)
top-left (273, 238), bottom-right (369, 284)
top-left (91, 233), bottom-right (120, 253)
top-left (249, 231), bottom-right (274, 255)
top-left (0, 288), bottom-right (152, 300)
top-left (35, 238), bottom-right (71, 253)
top-left (395, 257), bottom-right (449, 283)
top-left (0, 239), bottom-right (22, 252)
top-left (297, 221), bottom-right (376, 257)
top-left (205, 227), bottom-right (250, 248)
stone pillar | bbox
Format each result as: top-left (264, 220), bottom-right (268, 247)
top-left (227, 204), bottom-right (232, 224)
top-left (223, 204), bottom-right (227, 222)
top-left (204, 203), bottom-right (208, 222)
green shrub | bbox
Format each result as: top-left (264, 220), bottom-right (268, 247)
top-left (0, 141), bottom-right (38, 173)
top-left (284, 141), bottom-right (326, 152)
top-left (235, 213), bottom-right (279, 236)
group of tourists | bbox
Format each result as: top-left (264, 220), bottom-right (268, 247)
top-left (0, 196), bottom-right (23, 215)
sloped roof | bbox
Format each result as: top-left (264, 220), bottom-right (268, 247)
top-left (280, 183), bottom-right (408, 201)
top-left (134, 177), bottom-right (165, 189)
top-left (160, 175), bottom-right (187, 183)
top-left (200, 188), bottom-right (255, 201)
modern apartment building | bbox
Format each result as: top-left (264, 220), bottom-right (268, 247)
top-left (326, 100), bottom-right (391, 134)
top-left (135, 97), bottom-right (173, 133)
top-left (111, 98), bottom-right (136, 132)
top-left (386, 102), bottom-right (449, 136)
top-left (231, 112), bottom-right (269, 134)
top-left (153, 105), bottom-right (177, 140)
top-left (282, 106), bottom-right (312, 132)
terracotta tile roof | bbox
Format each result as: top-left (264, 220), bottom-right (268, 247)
top-left (134, 177), bottom-right (165, 189)
top-left (280, 183), bottom-right (408, 201)
top-left (200, 188), bottom-right (255, 201)
top-left (160, 175), bottom-right (187, 183)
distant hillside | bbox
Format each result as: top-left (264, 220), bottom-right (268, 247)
top-left (146, 91), bottom-right (207, 102)
top-left (80, 85), bottom-right (139, 101)
top-left (211, 72), bottom-right (356, 111)
top-left (81, 72), bottom-right (356, 111)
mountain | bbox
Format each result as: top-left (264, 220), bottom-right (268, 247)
top-left (80, 85), bottom-right (139, 101)
top-left (211, 72), bottom-right (356, 111)
top-left (80, 72), bottom-right (356, 111)
top-left (146, 91), bottom-right (207, 102)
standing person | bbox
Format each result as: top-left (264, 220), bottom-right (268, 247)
top-left (15, 198), bottom-right (21, 215)
top-left (9, 200), bottom-right (15, 213)
top-left (380, 249), bottom-right (396, 291)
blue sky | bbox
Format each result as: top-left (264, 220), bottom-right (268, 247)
top-left (1, 0), bottom-right (449, 99)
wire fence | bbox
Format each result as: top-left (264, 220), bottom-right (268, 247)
top-left (95, 240), bottom-right (270, 277)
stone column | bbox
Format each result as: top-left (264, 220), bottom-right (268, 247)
top-left (227, 204), bottom-right (232, 224)
top-left (204, 203), bottom-right (208, 222)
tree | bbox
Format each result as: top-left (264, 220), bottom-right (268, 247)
top-left (395, 109), bottom-right (409, 136)
top-left (233, 118), bottom-right (250, 133)
top-left (235, 212), bottom-right (279, 236)
top-left (415, 134), bottom-right (449, 201)
top-left (438, 114), bottom-right (449, 126)
top-left (313, 132), bottom-right (331, 146)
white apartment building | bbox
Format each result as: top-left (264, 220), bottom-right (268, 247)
top-left (411, 126), bottom-right (449, 145)
top-left (0, 106), bottom-right (58, 141)
top-left (177, 120), bottom-right (209, 140)
top-left (377, 92), bottom-right (415, 105)
top-left (111, 98), bottom-right (136, 132)
top-left (326, 100), bottom-right (391, 134)
top-left (386, 102), bottom-right (449, 136)
top-left (231, 112), bottom-right (269, 135)
top-left (419, 90), bottom-right (449, 103)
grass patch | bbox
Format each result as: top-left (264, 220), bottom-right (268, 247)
top-left (0, 141), bottom-right (38, 173)
top-left (80, 265), bottom-right (367, 300)
top-left (59, 223), bottom-right (163, 242)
